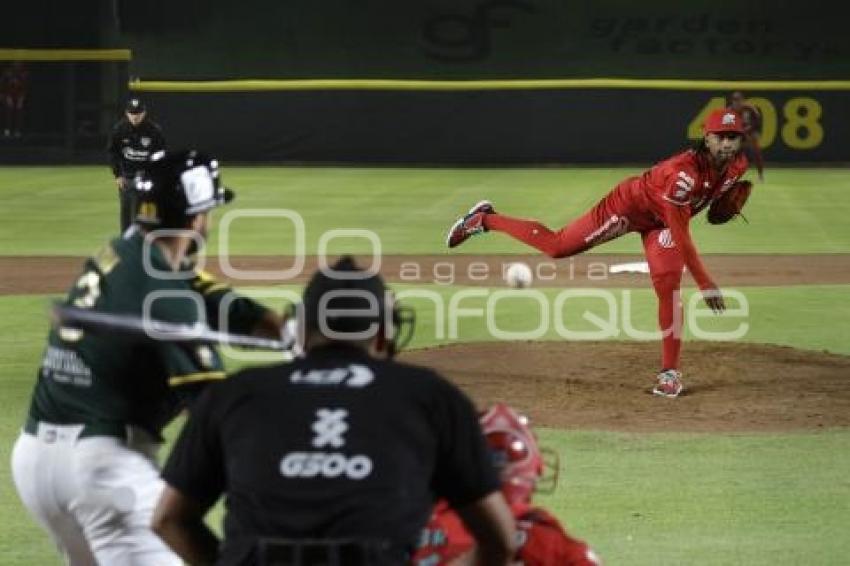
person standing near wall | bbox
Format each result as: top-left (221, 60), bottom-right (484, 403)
top-left (1, 61), bottom-right (29, 138)
top-left (727, 91), bottom-right (764, 181)
top-left (107, 97), bottom-right (166, 232)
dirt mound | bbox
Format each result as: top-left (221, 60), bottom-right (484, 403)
top-left (399, 341), bottom-right (850, 432)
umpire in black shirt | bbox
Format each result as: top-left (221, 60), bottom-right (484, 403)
top-left (153, 256), bottom-right (516, 565)
top-left (107, 97), bottom-right (166, 232)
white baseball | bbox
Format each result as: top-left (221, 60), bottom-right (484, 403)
top-left (504, 262), bottom-right (533, 288)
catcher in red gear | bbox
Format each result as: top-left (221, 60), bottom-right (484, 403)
top-left (446, 108), bottom-right (752, 398)
top-left (413, 403), bottom-right (601, 566)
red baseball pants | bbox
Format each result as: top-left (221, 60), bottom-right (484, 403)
top-left (483, 184), bottom-right (685, 370)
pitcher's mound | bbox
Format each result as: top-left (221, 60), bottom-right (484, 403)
top-left (400, 342), bottom-right (850, 432)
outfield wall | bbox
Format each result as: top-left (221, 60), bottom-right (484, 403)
top-left (136, 85), bottom-right (848, 164)
top-left (4, 0), bottom-right (848, 164)
top-left (112, 0), bottom-right (850, 163)
top-left (119, 0), bottom-right (847, 81)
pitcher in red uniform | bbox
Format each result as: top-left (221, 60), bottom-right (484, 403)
top-left (446, 109), bottom-right (749, 397)
top-left (413, 403), bottom-right (600, 565)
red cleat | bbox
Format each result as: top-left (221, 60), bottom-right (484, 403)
top-left (445, 200), bottom-right (495, 248)
top-left (653, 369), bottom-right (684, 398)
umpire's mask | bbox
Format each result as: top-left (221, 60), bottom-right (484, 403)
top-left (299, 256), bottom-right (414, 357)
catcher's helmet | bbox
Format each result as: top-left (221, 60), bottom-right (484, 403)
top-left (135, 150), bottom-right (234, 229)
top-left (479, 403), bottom-right (559, 504)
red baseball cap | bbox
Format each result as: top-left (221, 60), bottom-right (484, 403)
top-left (703, 108), bottom-right (745, 134)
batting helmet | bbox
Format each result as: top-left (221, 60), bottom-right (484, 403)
top-left (135, 150), bottom-right (234, 229)
top-left (479, 403), bottom-right (559, 505)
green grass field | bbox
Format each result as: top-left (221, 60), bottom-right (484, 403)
top-left (1, 167), bottom-right (848, 565)
top-left (2, 166), bottom-right (850, 255)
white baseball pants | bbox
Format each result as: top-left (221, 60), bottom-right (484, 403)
top-left (11, 422), bottom-right (182, 566)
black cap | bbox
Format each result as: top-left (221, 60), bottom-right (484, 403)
top-left (302, 256), bottom-right (389, 337)
top-left (126, 97), bottom-right (146, 114)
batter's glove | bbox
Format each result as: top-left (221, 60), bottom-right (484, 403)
top-left (707, 180), bottom-right (752, 225)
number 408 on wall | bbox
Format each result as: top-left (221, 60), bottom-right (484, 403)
top-left (688, 96), bottom-right (823, 150)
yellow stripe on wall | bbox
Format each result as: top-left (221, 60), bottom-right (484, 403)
top-left (130, 78), bottom-right (850, 92)
top-left (0, 49), bottom-right (131, 61)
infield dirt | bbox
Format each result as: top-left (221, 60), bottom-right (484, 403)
top-left (401, 341), bottom-right (850, 433)
top-left (5, 253), bottom-right (849, 433)
top-left (3, 253), bottom-right (850, 294)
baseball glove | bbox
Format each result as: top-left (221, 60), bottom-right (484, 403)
top-left (707, 180), bottom-right (752, 225)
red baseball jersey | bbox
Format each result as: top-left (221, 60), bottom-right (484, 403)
top-left (640, 148), bottom-right (749, 215)
top-left (513, 503), bottom-right (601, 566)
top-left (616, 148), bottom-right (749, 288)
top-left (413, 500), bottom-right (475, 565)
top-left (412, 501), bottom-right (600, 566)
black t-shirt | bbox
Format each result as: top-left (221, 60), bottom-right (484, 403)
top-left (161, 344), bottom-right (499, 565)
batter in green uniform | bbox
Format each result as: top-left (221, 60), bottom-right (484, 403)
top-left (11, 149), bottom-right (281, 566)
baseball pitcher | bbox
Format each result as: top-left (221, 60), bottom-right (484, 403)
top-left (446, 108), bottom-right (752, 398)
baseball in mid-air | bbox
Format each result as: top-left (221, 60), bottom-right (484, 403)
top-left (504, 262), bottom-right (533, 288)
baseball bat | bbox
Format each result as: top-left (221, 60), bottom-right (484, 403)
top-left (52, 304), bottom-right (289, 351)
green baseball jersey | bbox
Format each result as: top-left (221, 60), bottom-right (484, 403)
top-left (27, 231), bottom-right (268, 438)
